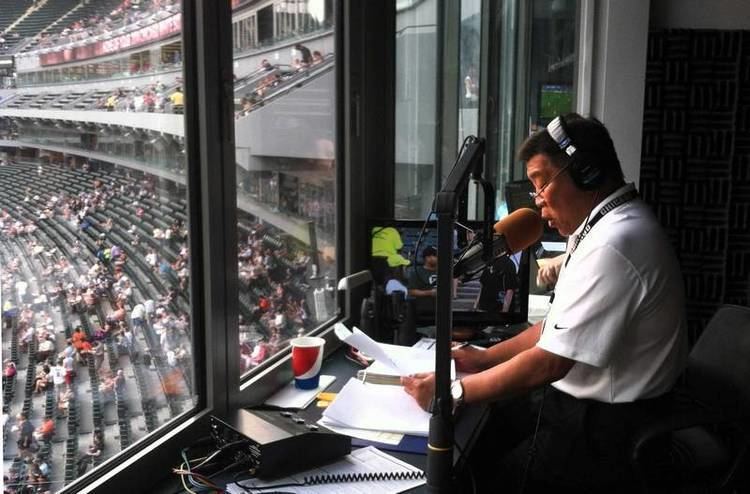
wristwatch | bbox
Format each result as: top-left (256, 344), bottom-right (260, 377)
top-left (450, 379), bottom-right (465, 415)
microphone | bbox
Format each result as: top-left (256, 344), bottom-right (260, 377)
top-left (453, 208), bottom-right (543, 281)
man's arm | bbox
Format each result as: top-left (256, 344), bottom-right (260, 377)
top-left (452, 321), bottom-right (543, 374)
top-left (408, 287), bottom-right (436, 297)
top-left (462, 346), bottom-right (574, 405)
top-left (481, 320), bottom-right (542, 367)
top-left (403, 338), bottom-right (575, 411)
top-left (501, 289), bottom-right (514, 312)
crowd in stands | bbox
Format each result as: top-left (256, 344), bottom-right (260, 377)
top-left (0, 159), bottom-right (196, 492)
top-left (236, 47), bottom-right (328, 119)
top-left (237, 225), bottom-right (313, 372)
top-left (1, 158), bottom-right (321, 489)
top-left (95, 82), bottom-right (183, 114)
top-left (29, 0), bottom-right (180, 53)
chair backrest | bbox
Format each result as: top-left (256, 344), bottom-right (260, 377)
top-left (686, 304), bottom-right (750, 417)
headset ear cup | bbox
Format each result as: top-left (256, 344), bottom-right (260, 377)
top-left (568, 153), bottom-right (604, 190)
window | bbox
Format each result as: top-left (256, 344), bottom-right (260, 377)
top-left (233, 2), bottom-right (336, 376)
top-left (0, 0), bottom-right (195, 489)
top-left (394, 0), bottom-right (438, 219)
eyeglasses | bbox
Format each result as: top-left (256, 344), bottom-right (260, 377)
top-left (528, 163), bottom-right (571, 201)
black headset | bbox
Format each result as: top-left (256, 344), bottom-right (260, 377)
top-left (546, 115), bottom-right (605, 190)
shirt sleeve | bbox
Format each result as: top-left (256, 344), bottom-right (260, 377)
top-left (537, 244), bottom-right (644, 367)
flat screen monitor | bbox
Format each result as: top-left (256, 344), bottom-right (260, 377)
top-left (369, 218), bottom-right (531, 328)
top-left (539, 84), bottom-right (574, 126)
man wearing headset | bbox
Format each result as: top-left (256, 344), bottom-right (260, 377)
top-left (402, 113), bottom-right (688, 492)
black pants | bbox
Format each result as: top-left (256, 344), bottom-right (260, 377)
top-left (464, 386), bottom-right (673, 494)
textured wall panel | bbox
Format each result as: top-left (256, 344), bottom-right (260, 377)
top-left (642, 29), bottom-right (749, 342)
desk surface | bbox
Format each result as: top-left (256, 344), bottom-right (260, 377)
top-left (251, 345), bottom-right (488, 492)
top-left (153, 343), bottom-right (489, 493)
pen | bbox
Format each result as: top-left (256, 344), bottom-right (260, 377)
top-left (451, 342), bottom-right (470, 351)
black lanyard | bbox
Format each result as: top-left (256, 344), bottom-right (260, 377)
top-left (564, 188), bottom-right (638, 267)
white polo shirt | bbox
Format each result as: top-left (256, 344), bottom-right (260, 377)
top-left (537, 184), bottom-right (688, 403)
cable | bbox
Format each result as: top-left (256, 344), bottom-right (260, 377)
top-left (237, 470), bottom-right (425, 491)
top-left (453, 438), bottom-right (477, 494)
top-left (519, 385), bottom-right (548, 494)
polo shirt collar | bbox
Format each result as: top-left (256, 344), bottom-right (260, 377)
top-left (570, 183), bottom-right (636, 238)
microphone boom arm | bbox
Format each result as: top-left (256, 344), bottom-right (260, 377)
top-left (429, 136), bottom-right (493, 493)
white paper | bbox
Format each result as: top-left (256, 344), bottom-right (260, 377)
top-left (322, 378), bottom-right (430, 436)
top-left (335, 323), bottom-right (453, 378)
top-left (334, 323), bottom-right (402, 373)
top-left (318, 416), bottom-right (404, 445)
top-left (226, 446), bottom-right (425, 494)
top-left (264, 375), bottom-right (336, 409)
top-left (541, 241), bottom-right (567, 252)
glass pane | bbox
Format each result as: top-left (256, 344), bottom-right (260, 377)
top-left (526, 0), bottom-right (577, 133)
top-left (493, 0), bottom-right (578, 211)
top-left (459, 0), bottom-right (482, 144)
top-left (394, 0), bottom-right (438, 219)
top-left (1, 0), bottom-right (194, 488)
top-left (234, 0), bottom-right (336, 375)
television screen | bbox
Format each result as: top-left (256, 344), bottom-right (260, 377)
top-left (539, 84), bottom-right (574, 126)
top-left (368, 217), bottom-right (531, 330)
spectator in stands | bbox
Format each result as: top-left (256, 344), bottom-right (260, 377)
top-left (78, 442), bottom-right (101, 476)
top-left (99, 371), bottom-right (117, 401)
top-left (30, 457), bottom-right (50, 484)
top-left (15, 413), bottom-right (35, 452)
top-left (92, 340), bottom-right (105, 371)
top-left (36, 337), bottom-right (55, 363)
top-left (33, 417), bottom-right (55, 442)
top-left (131, 302), bottom-right (146, 333)
top-left (57, 383), bottom-right (74, 417)
top-left (294, 43), bottom-right (313, 65)
top-left (62, 351), bottom-right (75, 385)
top-left (33, 364), bottom-right (51, 394)
top-left (50, 360), bottom-right (65, 393)
top-left (114, 369), bottom-right (126, 395)
top-left (4, 360), bottom-right (17, 379)
top-left (169, 87), bottom-right (184, 114)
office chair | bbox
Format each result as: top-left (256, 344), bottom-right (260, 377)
top-left (632, 304), bottom-right (750, 493)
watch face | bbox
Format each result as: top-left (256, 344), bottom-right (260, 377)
top-left (451, 380), bottom-right (463, 401)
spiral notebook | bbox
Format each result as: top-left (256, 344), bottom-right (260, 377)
top-left (226, 446), bottom-right (425, 494)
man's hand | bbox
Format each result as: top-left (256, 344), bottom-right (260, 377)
top-left (536, 253), bottom-right (565, 288)
top-left (452, 345), bottom-right (488, 373)
top-left (400, 372), bottom-right (435, 411)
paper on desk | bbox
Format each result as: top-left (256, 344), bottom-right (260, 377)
top-left (318, 416), bottom-right (404, 445)
top-left (322, 377), bottom-right (430, 436)
top-left (335, 323), bottom-right (402, 373)
top-left (226, 446), bottom-right (425, 494)
top-left (264, 375), bottom-right (336, 409)
top-left (335, 323), bottom-right (450, 377)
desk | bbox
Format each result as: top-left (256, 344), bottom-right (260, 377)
top-left (153, 344), bottom-right (489, 493)
top-left (250, 344), bottom-right (489, 493)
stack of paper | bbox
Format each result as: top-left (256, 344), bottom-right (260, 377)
top-left (321, 378), bottom-right (431, 436)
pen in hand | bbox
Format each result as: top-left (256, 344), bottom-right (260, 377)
top-left (451, 342), bottom-right (470, 351)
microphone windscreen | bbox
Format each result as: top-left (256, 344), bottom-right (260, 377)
top-left (493, 208), bottom-right (544, 252)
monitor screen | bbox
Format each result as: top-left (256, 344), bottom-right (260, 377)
top-left (369, 218), bottom-right (530, 328)
top-left (539, 84), bottom-right (574, 126)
